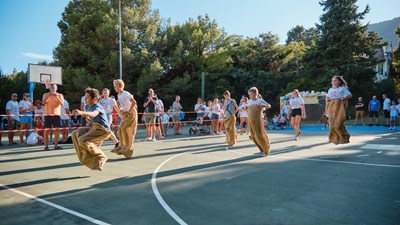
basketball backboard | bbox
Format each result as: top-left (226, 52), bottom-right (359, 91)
top-left (28, 64), bottom-right (62, 86)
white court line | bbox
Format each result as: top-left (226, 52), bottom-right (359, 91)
top-left (151, 152), bottom-right (188, 225)
top-left (225, 147), bottom-right (400, 168)
top-left (0, 184), bottom-right (110, 225)
top-left (360, 144), bottom-right (400, 151)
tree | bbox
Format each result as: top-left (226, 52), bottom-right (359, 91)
top-left (298, 0), bottom-right (383, 98)
top-left (392, 26), bottom-right (400, 93)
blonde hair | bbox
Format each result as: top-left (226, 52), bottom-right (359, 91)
top-left (113, 79), bottom-right (125, 88)
top-left (248, 87), bottom-right (259, 94)
top-left (293, 89), bottom-right (301, 98)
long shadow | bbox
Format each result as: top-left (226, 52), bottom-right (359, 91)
top-left (0, 162), bottom-right (80, 176)
top-left (0, 147), bottom-right (74, 156)
top-left (0, 153), bottom-right (76, 163)
top-left (2, 176), bottom-right (89, 189)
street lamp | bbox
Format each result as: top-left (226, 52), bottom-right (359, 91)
top-left (119, 0), bottom-right (122, 80)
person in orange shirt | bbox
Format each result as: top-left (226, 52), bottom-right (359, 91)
top-left (42, 83), bottom-right (64, 151)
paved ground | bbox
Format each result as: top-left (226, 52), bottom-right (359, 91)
top-left (0, 126), bottom-right (399, 225)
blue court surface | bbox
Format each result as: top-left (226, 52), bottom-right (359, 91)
top-left (0, 125), bottom-right (399, 225)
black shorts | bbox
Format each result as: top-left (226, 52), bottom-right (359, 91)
top-left (155, 116), bottom-right (161, 127)
top-left (369, 111), bottom-right (378, 118)
top-left (291, 108), bottom-right (302, 117)
top-left (44, 116), bottom-right (61, 128)
top-left (383, 110), bottom-right (390, 118)
top-left (211, 113), bottom-right (219, 120)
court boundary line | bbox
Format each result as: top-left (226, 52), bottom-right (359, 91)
top-left (0, 184), bottom-right (110, 225)
top-left (225, 147), bottom-right (400, 168)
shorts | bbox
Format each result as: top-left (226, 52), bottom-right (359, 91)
top-left (44, 116), bottom-right (61, 128)
top-left (62, 119), bottom-right (71, 127)
top-left (105, 113), bottom-right (112, 125)
top-left (172, 114), bottom-right (180, 122)
top-left (291, 108), bottom-right (302, 117)
top-left (211, 113), bottom-right (219, 120)
top-left (8, 120), bottom-right (20, 130)
top-left (20, 113), bottom-right (33, 124)
top-left (155, 116), bottom-right (161, 127)
top-left (196, 112), bottom-right (203, 119)
top-left (145, 113), bottom-right (156, 123)
top-left (355, 111), bottom-right (364, 117)
top-left (369, 111), bottom-right (378, 118)
top-left (384, 110), bottom-right (390, 118)
top-left (390, 116), bottom-right (397, 121)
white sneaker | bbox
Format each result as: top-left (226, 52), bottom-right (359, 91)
top-left (152, 138), bottom-right (156, 142)
top-left (146, 137), bottom-right (152, 141)
top-left (388, 127), bottom-right (392, 130)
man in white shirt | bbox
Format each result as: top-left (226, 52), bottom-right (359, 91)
top-left (382, 94), bottom-right (391, 127)
top-left (6, 93), bottom-right (20, 145)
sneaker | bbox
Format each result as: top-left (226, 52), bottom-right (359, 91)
top-left (295, 137), bottom-right (299, 141)
top-left (146, 137), bottom-right (152, 141)
top-left (54, 146), bottom-right (63, 150)
top-left (114, 142), bottom-right (119, 148)
top-left (44, 147), bottom-right (50, 151)
top-left (152, 138), bottom-right (156, 142)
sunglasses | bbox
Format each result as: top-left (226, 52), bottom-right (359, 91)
top-left (12, 95), bottom-right (18, 97)
top-left (25, 95), bottom-right (30, 97)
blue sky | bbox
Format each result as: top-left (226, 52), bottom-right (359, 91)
top-left (0, 0), bottom-right (399, 75)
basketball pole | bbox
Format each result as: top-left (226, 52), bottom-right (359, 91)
top-left (118, 0), bottom-right (122, 80)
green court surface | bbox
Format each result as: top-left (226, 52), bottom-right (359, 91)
top-left (1, 126), bottom-right (399, 225)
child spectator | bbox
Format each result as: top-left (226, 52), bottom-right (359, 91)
top-left (389, 100), bottom-right (397, 130)
top-left (26, 127), bottom-right (43, 145)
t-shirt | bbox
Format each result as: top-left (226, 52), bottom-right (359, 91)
top-left (6, 100), bottom-right (20, 121)
top-left (26, 132), bottom-right (41, 145)
top-left (144, 97), bottom-right (158, 113)
top-left (327, 87), bottom-right (351, 99)
top-left (80, 96), bottom-right (87, 111)
top-left (396, 105), bottom-right (400, 115)
top-left (224, 99), bottom-right (238, 119)
top-left (369, 100), bottom-right (380, 111)
top-left (211, 103), bottom-right (220, 114)
top-left (18, 100), bottom-right (33, 114)
top-left (239, 103), bottom-right (248, 118)
top-left (247, 99), bottom-right (270, 107)
top-left (99, 98), bottom-right (117, 114)
top-left (355, 100), bottom-right (365, 111)
top-left (194, 103), bottom-right (203, 113)
top-left (85, 103), bottom-right (110, 130)
top-left (383, 98), bottom-right (391, 110)
top-left (118, 91), bottom-right (133, 112)
top-left (172, 101), bottom-right (182, 116)
top-left (389, 105), bottom-right (397, 117)
top-left (34, 106), bottom-right (45, 120)
top-left (60, 100), bottom-right (70, 120)
top-left (156, 99), bottom-right (164, 116)
top-left (290, 97), bottom-right (304, 109)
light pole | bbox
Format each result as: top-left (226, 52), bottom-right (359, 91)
top-left (118, 0), bottom-right (122, 80)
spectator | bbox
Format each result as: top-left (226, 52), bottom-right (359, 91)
top-left (42, 83), bottom-right (64, 150)
top-left (6, 93), bottom-right (20, 145)
top-left (382, 94), bottom-right (391, 127)
top-left (389, 100), bottom-right (397, 130)
top-left (34, 100), bottom-right (45, 136)
top-left (99, 88), bottom-right (119, 147)
top-left (211, 98), bottom-right (220, 135)
top-left (368, 95), bottom-right (380, 126)
top-left (154, 94), bottom-right (165, 139)
top-left (18, 92), bottom-right (34, 144)
top-left (26, 127), bottom-right (43, 145)
top-left (60, 97), bottom-right (71, 143)
top-left (143, 88), bottom-right (158, 141)
top-left (287, 89), bottom-right (306, 141)
top-left (353, 96), bottom-right (365, 126)
top-left (172, 95), bottom-right (183, 135)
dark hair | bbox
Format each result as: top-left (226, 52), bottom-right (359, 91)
top-left (85, 88), bottom-right (100, 100)
top-left (333, 76), bottom-right (348, 88)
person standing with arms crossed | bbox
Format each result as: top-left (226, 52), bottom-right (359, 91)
top-left (111, 79), bottom-right (137, 158)
top-left (42, 83), bottom-right (64, 150)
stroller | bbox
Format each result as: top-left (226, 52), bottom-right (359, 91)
top-left (189, 120), bottom-right (210, 136)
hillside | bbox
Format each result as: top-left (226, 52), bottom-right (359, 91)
top-left (368, 17), bottom-right (400, 49)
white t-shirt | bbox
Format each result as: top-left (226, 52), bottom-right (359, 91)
top-left (247, 99), bottom-right (270, 107)
top-left (383, 98), bottom-right (391, 110)
top-left (6, 100), bottom-right (20, 121)
top-left (290, 97), bottom-right (304, 109)
top-left (211, 104), bottom-right (220, 114)
top-left (26, 132), bottom-right (41, 145)
top-left (156, 99), bottom-right (164, 116)
top-left (60, 100), bottom-right (70, 120)
top-left (194, 103), bottom-right (203, 113)
top-left (99, 97), bottom-right (117, 114)
top-left (80, 96), bottom-right (87, 111)
top-left (389, 105), bottom-right (397, 117)
top-left (162, 113), bottom-right (169, 123)
top-left (327, 87), bottom-right (351, 99)
top-left (34, 106), bottom-right (45, 120)
top-left (239, 103), bottom-right (248, 118)
top-left (18, 100), bottom-right (32, 114)
top-left (118, 91), bottom-right (133, 112)
top-left (396, 105), bottom-right (400, 114)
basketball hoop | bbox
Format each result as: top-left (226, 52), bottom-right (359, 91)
top-left (43, 79), bottom-right (52, 89)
